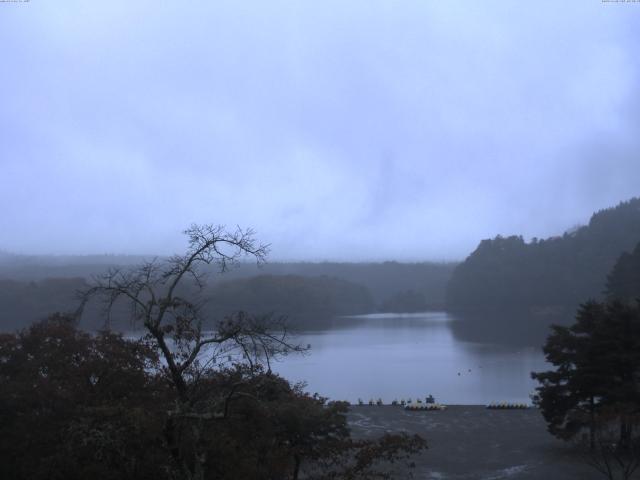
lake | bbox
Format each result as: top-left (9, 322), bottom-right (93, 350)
top-left (271, 312), bottom-right (549, 405)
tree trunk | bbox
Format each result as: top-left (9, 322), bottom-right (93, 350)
top-left (293, 454), bottom-right (301, 480)
top-left (590, 396), bottom-right (595, 451)
top-left (191, 422), bottom-right (206, 480)
top-left (619, 417), bottom-right (631, 450)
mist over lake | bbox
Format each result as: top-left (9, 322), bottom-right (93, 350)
top-left (274, 312), bottom-right (548, 405)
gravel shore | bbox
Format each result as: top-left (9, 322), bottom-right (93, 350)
top-left (347, 406), bottom-right (606, 480)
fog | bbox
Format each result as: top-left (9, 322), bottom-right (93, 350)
top-left (1, 1), bottom-right (639, 260)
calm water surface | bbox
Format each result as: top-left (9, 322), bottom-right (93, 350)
top-left (272, 312), bottom-right (548, 405)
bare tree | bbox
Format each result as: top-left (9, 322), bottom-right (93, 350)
top-left (77, 224), bottom-right (306, 480)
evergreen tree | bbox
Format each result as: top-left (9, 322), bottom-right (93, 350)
top-left (532, 300), bottom-right (640, 449)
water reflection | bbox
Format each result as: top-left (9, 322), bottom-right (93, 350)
top-left (273, 311), bottom-right (550, 405)
top-left (449, 308), bottom-right (574, 346)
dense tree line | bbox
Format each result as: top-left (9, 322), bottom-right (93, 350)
top-left (447, 198), bottom-right (640, 310)
top-left (0, 278), bottom-right (88, 331)
top-left (0, 271), bottom-right (450, 332)
top-left (378, 290), bottom-right (430, 313)
top-left (230, 261), bottom-right (455, 308)
top-left (0, 275), bottom-right (375, 332)
top-left (206, 274), bottom-right (375, 324)
top-left (0, 255), bottom-right (455, 314)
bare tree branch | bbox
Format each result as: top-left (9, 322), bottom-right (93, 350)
top-left (75, 224), bottom-right (304, 480)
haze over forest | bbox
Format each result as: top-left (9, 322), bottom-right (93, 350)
top-left (2, 1), bottom-right (640, 261)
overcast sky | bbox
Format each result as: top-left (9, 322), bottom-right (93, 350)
top-left (1, 1), bottom-right (639, 261)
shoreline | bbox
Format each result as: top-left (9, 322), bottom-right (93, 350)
top-left (346, 405), bottom-right (602, 479)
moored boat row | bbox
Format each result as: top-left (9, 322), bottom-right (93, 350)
top-left (404, 402), bottom-right (447, 411)
top-left (355, 396), bottom-right (440, 407)
top-left (486, 402), bottom-right (530, 409)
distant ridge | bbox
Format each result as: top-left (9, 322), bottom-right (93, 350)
top-left (446, 197), bottom-right (640, 309)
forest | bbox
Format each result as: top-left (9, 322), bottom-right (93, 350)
top-left (0, 260), bottom-right (454, 332)
top-left (446, 198), bottom-right (640, 310)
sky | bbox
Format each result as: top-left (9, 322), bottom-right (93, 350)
top-left (1, 1), bottom-right (639, 261)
